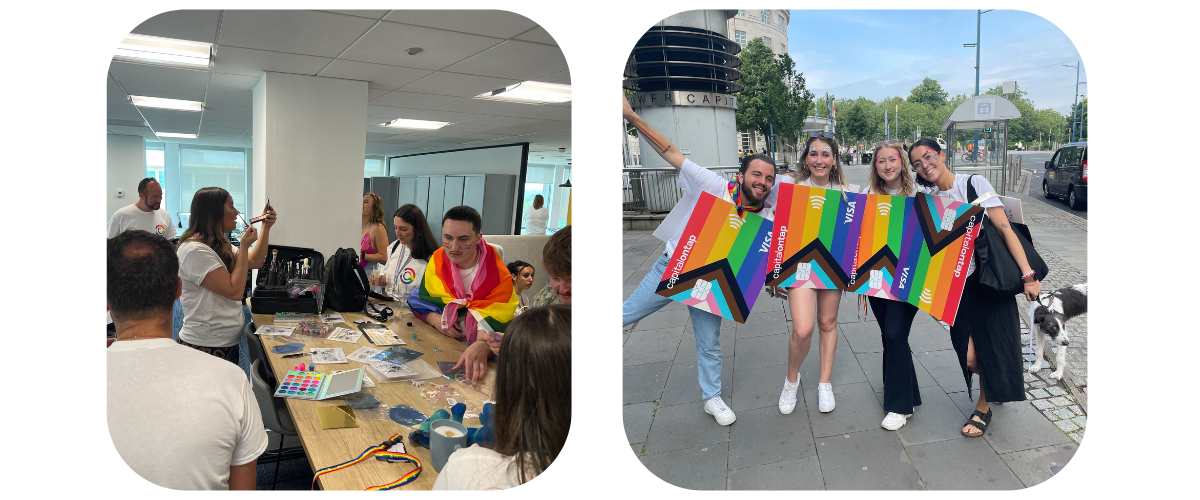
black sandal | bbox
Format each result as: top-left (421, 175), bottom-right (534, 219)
top-left (961, 409), bottom-right (992, 438)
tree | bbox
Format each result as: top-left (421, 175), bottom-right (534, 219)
top-left (907, 78), bottom-right (949, 108)
top-left (734, 38), bottom-right (814, 153)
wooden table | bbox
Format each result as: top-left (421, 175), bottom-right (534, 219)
top-left (251, 300), bottom-right (495, 490)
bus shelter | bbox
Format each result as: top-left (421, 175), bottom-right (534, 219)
top-left (942, 95), bottom-right (1021, 192)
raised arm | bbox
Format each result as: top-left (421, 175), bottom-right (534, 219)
top-left (623, 94), bottom-right (685, 170)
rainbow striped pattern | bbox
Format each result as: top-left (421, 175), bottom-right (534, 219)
top-left (765, 185), bottom-right (867, 290)
top-left (311, 433), bottom-right (422, 490)
top-left (408, 239), bottom-right (518, 340)
top-left (885, 193), bottom-right (984, 325)
top-left (655, 192), bottom-right (773, 323)
top-left (845, 193), bottom-right (910, 300)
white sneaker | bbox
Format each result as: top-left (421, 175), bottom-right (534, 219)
top-left (704, 396), bottom-right (736, 426)
top-left (817, 383), bottom-right (836, 413)
top-left (779, 378), bottom-right (800, 414)
top-left (881, 412), bottom-right (912, 431)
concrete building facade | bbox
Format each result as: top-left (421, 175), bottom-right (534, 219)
top-left (727, 9), bottom-right (793, 164)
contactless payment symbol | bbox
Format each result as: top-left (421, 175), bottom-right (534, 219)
top-left (690, 279), bottom-right (712, 301)
top-left (156, 224), bottom-right (166, 236)
top-left (400, 267), bottom-right (416, 284)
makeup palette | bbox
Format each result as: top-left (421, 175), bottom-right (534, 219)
top-left (273, 367), bottom-right (364, 400)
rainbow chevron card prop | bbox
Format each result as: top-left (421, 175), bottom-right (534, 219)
top-left (882, 193), bottom-right (984, 325)
top-left (845, 193), bottom-right (910, 301)
top-left (765, 185), bottom-right (867, 290)
top-left (655, 192), bottom-right (773, 323)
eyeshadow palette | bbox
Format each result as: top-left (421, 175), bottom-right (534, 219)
top-left (273, 367), bottom-right (364, 400)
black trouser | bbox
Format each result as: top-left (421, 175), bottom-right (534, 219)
top-left (867, 296), bottom-right (922, 414)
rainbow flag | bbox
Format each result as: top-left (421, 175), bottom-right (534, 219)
top-left (765, 184), bottom-right (867, 290)
top-left (408, 238), bottom-right (518, 341)
top-left (655, 192), bottom-right (773, 323)
top-left (886, 193), bottom-right (984, 325)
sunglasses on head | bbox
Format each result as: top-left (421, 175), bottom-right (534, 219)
top-left (874, 140), bottom-right (900, 148)
top-left (807, 131), bottom-right (835, 139)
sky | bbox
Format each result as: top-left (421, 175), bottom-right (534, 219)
top-left (785, 10), bottom-right (1087, 115)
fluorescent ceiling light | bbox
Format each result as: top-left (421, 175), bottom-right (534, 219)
top-left (115, 34), bottom-right (211, 69)
top-left (156, 132), bottom-right (197, 139)
top-left (130, 95), bottom-right (203, 112)
top-left (381, 118), bottom-right (450, 130)
top-left (474, 81), bottom-right (572, 104)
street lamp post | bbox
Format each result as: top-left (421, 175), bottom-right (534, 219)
top-left (963, 10), bottom-right (993, 163)
top-left (1063, 62), bottom-right (1083, 142)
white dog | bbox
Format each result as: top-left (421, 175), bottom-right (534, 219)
top-left (1028, 283), bottom-right (1087, 380)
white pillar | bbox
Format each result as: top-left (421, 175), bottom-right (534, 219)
top-left (251, 72), bottom-right (367, 259)
top-left (106, 135), bottom-right (145, 222)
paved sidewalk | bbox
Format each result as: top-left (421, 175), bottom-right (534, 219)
top-left (621, 168), bottom-right (1087, 490)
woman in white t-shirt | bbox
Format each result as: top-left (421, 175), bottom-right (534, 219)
top-left (176, 187), bottom-right (275, 363)
top-left (433, 305), bottom-right (570, 490)
top-left (909, 138), bottom-right (1041, 438)
top-left (523, 195), bottom-right (549, 235)
top-left (371, 204), bottom-right (438, 304)
top-left (774, 131), bottom-right (857, 417)
top-left (860, 141), bottom-right (928, 431)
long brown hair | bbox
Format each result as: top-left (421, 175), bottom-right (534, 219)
top-left (796, 136), bottom-right (849, 190)
top-left (178, 187), bottom-right (235, 270)
top-left (493, 304), bottom-right (571, 484)
top-left (867, 143), bottom-right (916, 196)
top-left (392, 204), bottom-right (438, 261)
top-left (532, 194), bottom-right (544, 210)
top-left (364, 193), bottom-right (384, 226)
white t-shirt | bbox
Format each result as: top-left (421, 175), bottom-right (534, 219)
top-left (432, 445), bottom-right (533, 490)
top-left (654, 159), bottom-right (776, 256)
top-left (929, 174), bottom-right (1002, 276)
top-left (177, 241), bottom-right (245, 347)
top-left (107, 338), bottom-right (268, 490)
top-left (382, 241), bottom-right (428, 302)
top-left (523, 207), bottom-right (550, 235)
top-left (107, 204), bottom-right (176, 240)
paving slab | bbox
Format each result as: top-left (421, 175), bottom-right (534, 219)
top-left (804, 381), bottom-right (883, 438)
top-left (660, 360), bottom-right (734, 405)
top-left (644, 398), bottom-right (732, 455)
top-left (624, 326), bottom-right (685, 366)
top-left (733, 332), bottom-right (789, 372)
top-left (914, 349), bottom-right (968, 392)
top-left (684, 317), bottom-right (736, 334)
top-left (632, 442), bottom-right (642, 457)
top-left (624, 402), bottom-right (657, 444)
top-left (736, 310), bottom-right (790, 338)
top-left (998, 443), bottom-right (1078, 488)
top-left (729, 406), bottom-right (817, 469)
top-left (907, 321), bottom-right (954, 352)
top-left (840, 320), bottom-right (884, 354)
top-left (797, 339), bottom-right (868, 387)
top-left (639, 443), bottom-right (730, 490)
top-left (892, 390), bottom-right (975, 447)
top-left (675, 332), bottom-right (735, 363)
top-left (906, 437), bottom-right (1025, 490)
top-left (623, 361), bottom-right (672, 404)
top-left (983, 401), bottom-right (1072, 453)
top-left (815, 428), bottom-right (923, 490)
top-left (727, 455), bottom-right (824, 490)
top-left (634, 309), bottom-right (691, 332)
top-left (731, 364), bottom-right (789, 412)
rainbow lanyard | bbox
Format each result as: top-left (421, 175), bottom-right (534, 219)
top-left (727, 179), bottom-right (764, 218)
top-left (311, 433), bottom-right (422, 491)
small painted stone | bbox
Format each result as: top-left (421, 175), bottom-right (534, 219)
top-left (411, 333), bottom-right (418, 340)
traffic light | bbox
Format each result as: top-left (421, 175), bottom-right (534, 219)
top-left (985, 126), bottom-right (991, 132)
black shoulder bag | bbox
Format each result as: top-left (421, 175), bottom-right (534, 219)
top-left (967, 175), bottom-right (1049, 297)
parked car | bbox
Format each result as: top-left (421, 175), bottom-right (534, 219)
top-left (860, 150), bottom-right (873, 164)
top-left (1043, 141), bottom-right (1087, 209)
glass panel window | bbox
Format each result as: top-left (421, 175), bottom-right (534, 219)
top-left (738, 9), bottom-right (745, 16)
top-left (761, 10), bottom-right (770, 23)
top-left (364, 156), bottom-right (385, 178)
top-left (178, 147), bottom-right (247, 218)
top-left (779, 15), bottom-right (786, 30)
top-left (735, 30), bottom-right (746, 48)
top-left (781, 44), bottom-right (786, 54)
top-left (763, 36), bottom-right (772, 52)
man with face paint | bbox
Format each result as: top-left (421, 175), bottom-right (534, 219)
top-left (408, 206), bottom-right (520, 383)
top-left (107, 177), bottom-right (177, 243)
top-left (621, 95), bottom-right (776, 426)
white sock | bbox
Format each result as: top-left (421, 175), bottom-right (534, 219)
top-left (784, 377), bottom-right (798, 389)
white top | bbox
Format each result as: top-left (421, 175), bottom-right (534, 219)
top-left (107, 338), bottom-right (268, 490)
top-left (381, 241), bottom-right (428, 303)
top-left (653, 159), bottom-right (775, 256)
top-left (177, 241), bottom-right (245, 347)
top-left (523, 207), bottom-right (550, 235)
top-left (930, 174), bottom-right (1003, 277)
top-left (432, 445), bottom-right (533, 490)
top-left (107, 204), bottom-right (176, 240)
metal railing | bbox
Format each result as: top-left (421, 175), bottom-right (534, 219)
top-left (623, 166), bottom-right (742, 214)
top-left (947, 154), bottom-right (1034, 197)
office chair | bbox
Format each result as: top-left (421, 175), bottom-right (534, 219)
top-left (245, 323), bottom-right (306, 489)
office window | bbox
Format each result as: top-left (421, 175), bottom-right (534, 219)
top-left (781, 44), bottom-right (786, 54)
top-left (521, 164), bottom-right (572, 234)
top-left (763, 36), bottom-right (772, 52)
top-left (761, 10), bottom-right (770, 23)
top-left (145, 142), bottom-right (167, 210)
top-left (179, 146), bottom-right (247, 218)
top-left (738, 9), bottom-right (745, 16)
top-left (779, 15), bottom-right (786, 30)
top-left (735, 30), bottom-right (746, 48)
top-left (364, 156), bottom-right (386, 178)
top-left (740, 132), bottom-right (751, 152)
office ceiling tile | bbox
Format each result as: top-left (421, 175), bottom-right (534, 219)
top-left (318, 59), bottom-right (433, 91)
top-left (368, 91), bottom-right (464, 110)
top-left (383, 10), bottom-right (538, 40)
top-left (129, 10), bottom-right (222, 44)
top-left (219, 10), bottom-right (376, 57)
top-left (212, 46), bottom-right (332, 77)
top-left (513, 26), bottom-right (558, 46)
top-left (398, 72), bottom-right (521, 98)
top-left (441, 40), bottom-right (567, 81)
top-left (339, 21), bottom-right (501, 71)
